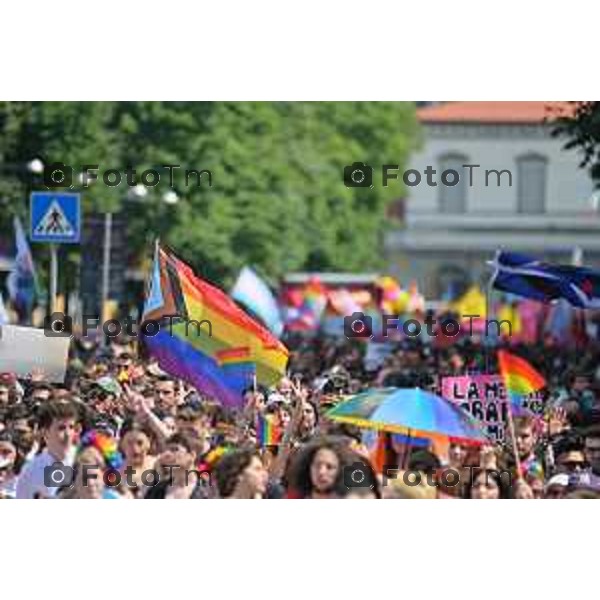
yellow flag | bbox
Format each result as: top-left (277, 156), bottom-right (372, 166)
top-left (450, 285), bottom-right (486, 318)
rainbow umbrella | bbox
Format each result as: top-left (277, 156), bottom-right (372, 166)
top-left (326, 387), bottom-right (487, 445)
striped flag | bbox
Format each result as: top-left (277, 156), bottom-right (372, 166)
top-left (231, 266), bottom-right (283, 337)
top-left (6, 216), bottom-right (38, 320)
top-left (142, 245), bottom-right (289, 408)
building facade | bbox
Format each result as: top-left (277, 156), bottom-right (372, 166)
top-left (385, 102), bottom-right (600, 298)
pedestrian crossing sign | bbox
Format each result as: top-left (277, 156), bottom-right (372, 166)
top-left (30, 192), bottom-right (81, 243)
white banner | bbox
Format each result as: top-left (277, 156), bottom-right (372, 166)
top-left (0, 325), bottom-right (70, 383)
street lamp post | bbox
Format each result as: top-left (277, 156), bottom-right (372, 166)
top-left (101, 211), bottom-right (113, 328)
top-left (99, 185), bottom-right (180, 345)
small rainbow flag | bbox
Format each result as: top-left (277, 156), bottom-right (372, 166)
top-left (497, 350), bottom-right (546, 399)
top-left (256, 414), bottom-right (282, 447)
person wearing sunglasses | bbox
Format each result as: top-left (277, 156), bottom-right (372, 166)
top-left (555, 448), bottom-right (587, 475)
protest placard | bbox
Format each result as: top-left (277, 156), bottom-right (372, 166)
top-left (441, 374), bottom-right (545, 442)
top-left (0, 324), bottom-right (71, 383)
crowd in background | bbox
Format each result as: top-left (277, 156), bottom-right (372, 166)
top-left (1, 329), bottom-right (600, 500)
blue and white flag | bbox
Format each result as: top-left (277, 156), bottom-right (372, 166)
top-left (491, 251), bottom-right (600, 309)
top-left (231, 266), bottom-right (283, 337)
top-left (6, 216), bottom-right (38, 318)
top-left (544, 299), bottom-right (573, 343)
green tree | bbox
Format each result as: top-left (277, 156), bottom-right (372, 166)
top-left (552, 101), bottom-right (600, 184)
top-left (0, 101), bottom-right (421, 294)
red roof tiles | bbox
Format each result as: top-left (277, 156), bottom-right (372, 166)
top-left (417, 101), bottom-right (578, 124)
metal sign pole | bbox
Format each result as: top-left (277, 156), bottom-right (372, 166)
top-left (50, 244), bottom-right (58, 314)
top-left (30, 192), bottom-right (81, 321)
top-left (100, 212), bottom-right (113, 347)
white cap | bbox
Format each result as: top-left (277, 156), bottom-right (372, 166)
top-left (267, 392), bottom-right (289, 406)
top-left (545, 474), bottom-right (569, 490)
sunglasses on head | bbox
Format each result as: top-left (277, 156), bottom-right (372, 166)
top-left (563, 461), bottom-right (585, 470)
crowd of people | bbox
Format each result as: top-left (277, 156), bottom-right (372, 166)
top-left (1, 329), bottom-right (600, 500)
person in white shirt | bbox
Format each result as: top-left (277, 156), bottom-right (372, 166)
top-left (0, 433), bottom-right (18, 499)
top-left (16, 400), bottom-right (79, 499)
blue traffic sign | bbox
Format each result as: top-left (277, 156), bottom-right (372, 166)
top-left (30, 192), bottom-right (81, 244)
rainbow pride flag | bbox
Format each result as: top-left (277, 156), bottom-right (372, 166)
top-left (284, 277), bottom-right (328, 331)
top-left (497, 350), bottom-right (546, 401)
top-left (142, 245), bottom-right (289, 408)
top-left (256, 414), bottom-right (282, 447)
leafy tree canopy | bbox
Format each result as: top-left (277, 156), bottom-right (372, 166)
top-left (552, 101), bottom-right (600, 185)
top-left (0, 101), bottom-right (420, 288)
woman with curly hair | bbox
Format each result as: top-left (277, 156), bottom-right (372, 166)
top-left (286, 436), bottom-right (354, 499)
top-left (213, 448), bottom-right (269, 499)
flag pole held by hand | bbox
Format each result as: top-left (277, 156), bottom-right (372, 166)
top-left (506, 402), bottom-right (523, 480)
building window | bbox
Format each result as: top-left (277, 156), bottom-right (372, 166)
top-left (438, 154), bottom-right (468, 214)
top-left (517, 154), bottom-right (547, 214)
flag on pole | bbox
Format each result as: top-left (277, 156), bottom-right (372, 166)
top-left (491, 251), bottom-right (600, 309)
top-left (231, 266), bottom-right (283, 337)
top-left (497, 349), bottom-right (546, 405)
top-left (449, 284), bottom-right (487, 334)
top-left (450, 284), bottom-right (487, 317)
top-left (142, 244), bottom-right (289, 408)
top-left (256, 414), bottom-right (282, 447)
top-left (544, 299), bottom-right (572, 344)
top-left (6, 216), bottom-right (38, 319)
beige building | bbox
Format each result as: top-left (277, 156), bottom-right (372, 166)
top-left (385, 102), bottom-right (600, 298)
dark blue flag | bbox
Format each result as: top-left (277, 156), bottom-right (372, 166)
top-left (491, 251), bottom-right (600, 309)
